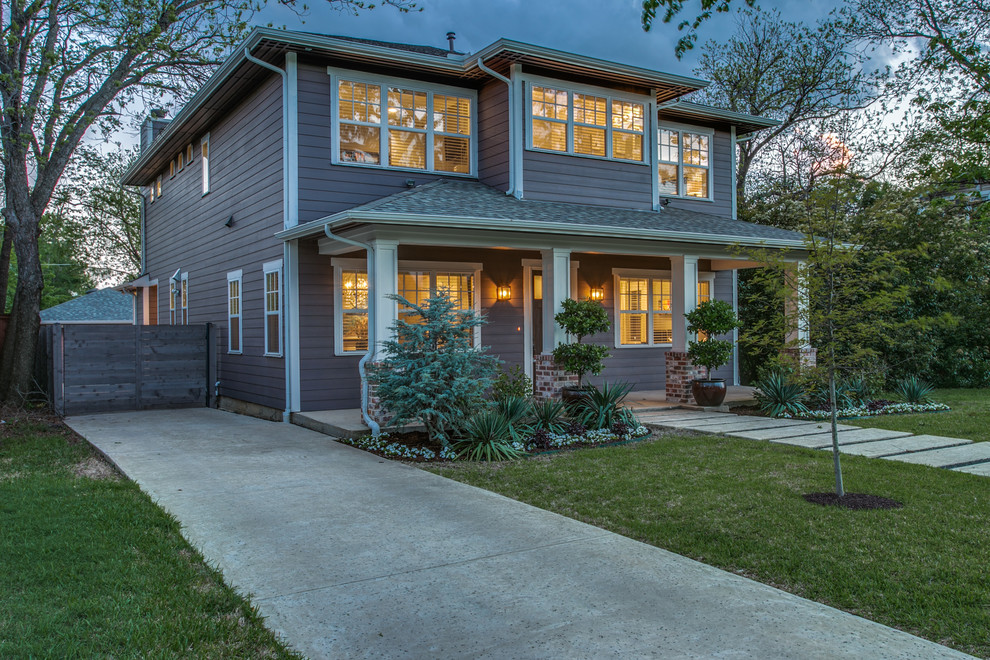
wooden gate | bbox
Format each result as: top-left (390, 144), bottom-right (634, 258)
top-left (46, 323), bottom-right (217, 416)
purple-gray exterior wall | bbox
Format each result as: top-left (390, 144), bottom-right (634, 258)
top-left (139, 54), bottom-right (739, 414)
top-left (139, 73), bottom-right (286, 411)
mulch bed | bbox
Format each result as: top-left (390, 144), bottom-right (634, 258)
top-left (802, 492), bottom-right (904, 510)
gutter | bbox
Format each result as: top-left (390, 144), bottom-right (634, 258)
top-left (324, 227), bottom-right (381, 438)
top-left (277, 211), bottom-right (807, 250)
top-left (242, 47), bottom-right (298, 424)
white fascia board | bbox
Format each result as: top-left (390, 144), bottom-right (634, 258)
top-left (279, 209), bottom-right (806, 250)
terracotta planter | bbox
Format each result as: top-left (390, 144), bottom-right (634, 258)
top-left (692, 379), bottom-right (727, 407)
top-left (561, 386), bottom-right (593, 404)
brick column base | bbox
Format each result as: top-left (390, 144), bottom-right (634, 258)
top-left (665, 351), bottom-right (706, 404)
top-left (365, 363), bottom-right (394, 427)
top-left (781, 347), bottom-right (818, 371)
top-left (533, 353), bottom-right (578, 401)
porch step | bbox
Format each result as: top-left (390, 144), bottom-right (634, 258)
top-left (291, 409), bottom-right (424, 440)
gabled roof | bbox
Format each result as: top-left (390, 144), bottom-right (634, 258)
top-left (40, 288), bottom-right (134, 324)
top-left (278, 180), bottom-right (806, 249)
top-left (327, 34), bottom-right (459, 58)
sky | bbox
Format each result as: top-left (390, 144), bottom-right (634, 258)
top-left (254, 0), bottom-right (842, 79)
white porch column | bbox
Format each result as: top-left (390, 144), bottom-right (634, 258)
top-left (670, 255), bottom-right (699, 351)
top-left (541, 248), bottom-right (571, 353)
top-left (785, 260), bottom-right (810, 347)
top-left (370, 240), bottom-right (399, 356)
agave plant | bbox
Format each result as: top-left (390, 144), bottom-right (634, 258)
top-left (454, 410), bottom-right (525, 461)
top-left (754, 372), bottom-right (809, 418)
top-left (840, 376), bottom-right (873, 406)
top-left (495, 395), bottom-right (534, 443)
top-left (894, 375), bottom-right (935, 404)
top-left (573, 381), bottom-right (636, 431)
top-left (530, 398), bottom-right (568, 434)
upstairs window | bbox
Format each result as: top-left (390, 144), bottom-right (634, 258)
top-left (227, 270), bottom-right (242, 354)
top-left (659, 126), bottom-right (712, 199)
top-left (201, 134), bottom-right (210, 195)
top-left (333, 72), bottom-right (474, 175)
top-left (264, 260), bottom-right (283, 357)
top-left (529, 84), bottom-right (646, 163)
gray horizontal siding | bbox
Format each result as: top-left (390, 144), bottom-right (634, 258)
top-left (477, 81), bottom-right (510, 192)
top-left (523, 150), bottom-right (654, 210)
top-left (142, 72), bottom-right (285, 412)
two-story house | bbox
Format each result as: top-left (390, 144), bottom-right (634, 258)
top-left (122, 28), bottom-right (808, 424)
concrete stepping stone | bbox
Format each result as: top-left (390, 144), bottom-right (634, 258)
top-left (669, 419), bottom-right (815, 435)
top-left (650, 415), bottom-right (740, 429)
top-left (883, 440), bottom-right (990, 468)
top-left (839, 435), bottom-right (971, 458)
top-left (734, 423), bottom-right (856, 441)
top-left (953, 461), bottom-right (990, 476)
top-left (680, 417), bottom-right (809, 430)
top-left (637, 411), bottom-right (732, 423)
top-left (772, 428), bottom-right (911, 449)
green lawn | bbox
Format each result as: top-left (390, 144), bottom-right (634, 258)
top-left (0, 410), bottom-right (301, 659)
top-left (428, 434), bottom-right (990, 658)
top-left (849, 388), bottom-right (990, 441)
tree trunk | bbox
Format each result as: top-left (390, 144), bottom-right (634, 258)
top-left (828, 339), bottom-right (845, 497)
top-left (0, 206), bottom-right (43, 402)
top-left (0, 218), bottom-right (11, 313)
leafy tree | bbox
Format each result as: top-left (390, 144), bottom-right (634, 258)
top-left (551, 298), bottom-right (610, 388)
top-left (694, 9), bottom-right (883, 199)
top-left (641, 0), bottom-right (757, 57)
top-left (0, 0), bottom-right (415, 401)
top-left (371, 292), bottom-right (500, 446)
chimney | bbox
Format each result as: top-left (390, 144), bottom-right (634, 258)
top-left (446, 32), bottom-right (456, 53)
top-left (139, 109), bottom-right (171, 153)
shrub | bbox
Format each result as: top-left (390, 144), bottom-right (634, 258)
top-left (495, 396), bottom-right (533, 443)
top-left (894, 376), bottom-right (935, 404)
top-left (840, 376), bottom-right (873, 406)
top-left (573, 381), bottom-right (637, 430)
top-left (454, 411), bottom-right (525, 461)
top-left (492, 364), bottom-right (532, 400)
top-left (371, 292), bottom-right (500, 446)
top-left (685, 300), bottom-right (742, 379)
top-left (552, 298), bottom-right (611, 387)
top-left (755, 372), bottom-right (809, 418)
top-left (530, 398), bottom-right (568, 434)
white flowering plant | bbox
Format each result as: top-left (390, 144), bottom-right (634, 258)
top-left (776, 401), bottom-right (950, 420)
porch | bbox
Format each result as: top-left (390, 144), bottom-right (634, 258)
top-left (292, 386), bottom-right (758, 439)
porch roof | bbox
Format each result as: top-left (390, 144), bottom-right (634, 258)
top-left (278, 180), bottom-right (807, 249)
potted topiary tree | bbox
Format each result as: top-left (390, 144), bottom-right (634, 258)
top-left (684, 300), bottom-right (742, 407)
top-left (551, 298), bottom-right (611, 402)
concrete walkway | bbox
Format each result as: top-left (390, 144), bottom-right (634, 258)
top-left (66, 408), bottom-right (971, 659)
top-left (639, 409), bottom-right (990, 474)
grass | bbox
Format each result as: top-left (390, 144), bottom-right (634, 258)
top-left (848, 388), bottom-right (990, 442)
top-left (0, 408), bottom-right (301, 659)
top-left (428, 433), bottom-right (990, 658)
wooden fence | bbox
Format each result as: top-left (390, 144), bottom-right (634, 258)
top-left (44, 323), bottom-right (217, 416)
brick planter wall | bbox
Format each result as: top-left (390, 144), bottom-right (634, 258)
top-left (533, 353), bottom-right (578, 400)
top-left (664, 351), bottom-right (706, 404)
top-left (781, 347), bottom-right (818, 371)
top-left (365, 364), bottom-right (394, 426)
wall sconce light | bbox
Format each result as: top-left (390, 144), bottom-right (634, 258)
top-left (590, 287), bottom-right (605, 301)
top-left (497, 285), bottom-right (512, 301)
top-left (224, 215), bottom-right (235, 228)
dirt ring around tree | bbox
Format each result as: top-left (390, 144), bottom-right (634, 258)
top-left (802, 492), bottom-right (904, 510)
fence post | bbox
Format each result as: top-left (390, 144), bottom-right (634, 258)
top-left (206, 322), bottom-right (217, 408)
top-left (52, 324), bottom-right (65, 416)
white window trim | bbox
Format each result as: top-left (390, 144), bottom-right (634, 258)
top-left (227, 270), bottom-right (243, 355)
top-left (201, 133), bottom-right (211, 196)
top-left (328, 67), bottom-right (479, 178)
top-left (612, 268), bottom-right (672, 349)
top-left (331, 258), bottom-right (483, 357)
top-left (524, 74), bottom-right (651, 166)
top-left (263, 259), bottom-right (284, 358)
top-left (612, 268), bottom-right (717, 348)
top-left (658, 122), bottom-right (715, 202)
top-left (180, 272), bottom-right (189, 325)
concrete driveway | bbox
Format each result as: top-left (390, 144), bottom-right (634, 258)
top-left (67, 408), bottom-right (971, 659)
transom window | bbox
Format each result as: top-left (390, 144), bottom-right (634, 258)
top-left (530, 84), bottom-right (646, 162)
top-left (659, 126), bottom-right (712, 199)
top-left (333, 259), bottom-right (481, 355)
top-left (333, 72), bottom-right (474, 175)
